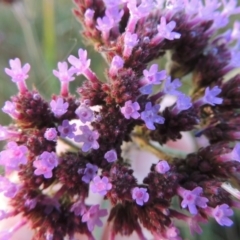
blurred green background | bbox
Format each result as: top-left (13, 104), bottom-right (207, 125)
top-left (0, 0), bottom-right (240, 239)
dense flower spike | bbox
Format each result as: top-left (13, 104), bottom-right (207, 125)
top-left (2, 0), bottom-right (240, 239)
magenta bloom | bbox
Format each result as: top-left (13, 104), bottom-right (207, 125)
top-left (68, 49), bottom-right (91, 75)
top-left (0, 176), bottom-right (19, 198)
top-left (44, 128), bottom-right (58, 141)
top-left (155, 160), bottom-right (170, 174)
top-left (5, 58), bottom-right (30, 83)
top-left (121, 100), bottom-right (140, 119)
top-left (57, 120), bottom-right (76, 139)
top-left (81, 163), bottom-right (98, 184)
top-left (75, 104), bottom-right (94, 123)
top-left (132, 187), bottom-right (149, 206)
top-left (157, 17), bottom-right (181, 40)
top-left (50, 98), bottom-right (69, 117)
top-left (82, 204), bottom-right (108, 231)
top-left (179, 187), bottom-right (208, 214)
top-left (74, 125), bottom-right (99, 152)
top-left (104, 149), bottom-right (117, 163)
top-left (140, 102), bottom-right (165, 130)
top-left (90, 176), bottom-right (112, 196)
top-left (143, 64), bottom-right (167, 85)
top-left (212, 204), bottom-right (233, 226)
top-left (33, 151), bottom-right (58, 179)
top-left (53, 61), bottom-right (75, 82)
top-left (109, 55), bottom-right (124, 76)
top-left (0, 141), bottom-right (28, 171)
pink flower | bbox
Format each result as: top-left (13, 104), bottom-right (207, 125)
top-left (50, 97), bottom-right (69, 117)
top-left (44, 128), bottom-right (58, 141)
top-left (0, 176), bottom-right (19, 198)
top-left (178, 187), bottom-right (208, 214)
top-left (120, 100), bottom-right (140, 119)
top-left (0, 141), bottom-right (28, 171)
top-left (75, 104), bottom-right (94, 124)
top-left (53, 61), bottom-right (75, 82)
top-left (68, 49), bottom-right (91, 75)
top-left (155, 160), bottom-right (170, 174)
top-left (132, 187), bottom-right (149, 206)
top-left (90, 176), bottom-right (112, 196)
top-left (82, 204), bottom-right (108, 231)
top-left (5, 58), bottom-right (30, 83)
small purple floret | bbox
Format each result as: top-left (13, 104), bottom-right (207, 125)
top-left (57, 120), bottom-right (76, 139)
top-left (203, 86), bottom-right (223, 106)
top-left (155, 160), bottom-right (170, 174)
top-left (81, 163), bottom-right (98, 184)
top-left (104, 149), bottom-right (117, 163)
top-left (90, 176), bottom-right (112, 196)
top-left (212, 204), bottom-right (233, 226)
top-left (53, 62), bottom-right (75, 82)
top-left (75, 104), bottom-right (94, 123)
top-left (50, 98), bottom-right (69, 117)
top-left (121, 100), bottom-right (140, 119)
top-left (44, 128), bottom-right (58, 141)
top-left (132, 187), bottom-right (149, 206)
top-left (140, 102), bottom-right (165, 130)
top-left (143, 64), bottom-right (166, 85)
top-left (82, 204), bottom-right (108, 231)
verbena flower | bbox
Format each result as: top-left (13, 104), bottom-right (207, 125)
top-left (1, 0), bottom-right (240, 239)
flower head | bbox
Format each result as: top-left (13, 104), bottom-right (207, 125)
top-left (203, 86), bottom-right (223, 106)
top-left (143, 64), bottom-right (166, 85)
top-left (57, 120), bottom-right (76, 139)
top-left (132, 187), bottom-right (149, 206)
top-left (53, 62), bottom-right (75, 82)
top-left (44, 128), bottom-right (58, 141)
top-left (75, 104), bottom-right (94, 123)
top-left (155, 160), bottom-right (170, 174)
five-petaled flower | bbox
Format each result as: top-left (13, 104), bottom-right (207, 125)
top-left (90, 176), bottom-right (112, 196)
top-left (132, 187), bottom-right (149, 206)
top-left (121, 100), bottom-right (140, 119)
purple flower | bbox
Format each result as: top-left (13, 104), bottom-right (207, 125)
top-left (120, 100), bottom-right (140, 119)
top-left (96, 15), bottom-right (114, 40)
top-left (139, 84), bottom-right (154, 95)
top-left (53, 62), bottom-right (75, 82)
top-left (82, 204), bottom-right (108, 231)
top-left (0, 126), bottom-right (8, 141)
top-left (105, 7), bottom-right (124, 26)
top-left (212, 204), bottom-right (233, 226)
top-left (50, 97), bottom-right (69, 117)
top-left (90, 176), bottom-right (112, 196)
top-left (163, 77), bottom-right (182, 95)
top-left (5, 58), bottom-right (30, 83)
top-left (84, 9), bottom-right (95, 25)
top-left (230, 143), bottom-right (240, 161)
top-left (57, 120), bottom-right (76, 139)
top-left (2, 101), bottom-right (19, 119)
top-left (172, 94), bottom-right (192, 114)
top-left (104, 149), bottom-right (117, 163)
top-left (155, 160), bottom-right (170, 174)
top-left (123, 32), bottom-right (139, 57)
top-left (0, 141), bottom-right (28, 171)
top-left (74, 126), bottom-right (99, 152)
top-left (132, 187), bottom-right (149, 206)
top-left (81, 163), bottom-right (98, 184)
top-left (109, 55), bottom-right (124, 76)
top-left (140, 102), bottom-right (165, 130)
top-left (203, 86), bottom-right (223, 106)
top-left (158, 17), bottom-right (181, 40)
top-left (70, 201), bottom-right (86, 216)
top-left (44, 128), bottom-right (58, 141)
top-left (179, 187), bottom-right (208, 215)
top-left (68, 49), bottom-right (91, 75)
top-left (143, 64), bottom-right (167, 85)
top-left (75, 104), bottom-right (94, 123)
top-left (33, 151), bottom-right (58, 179)
top-left (0, 176), bottom-right (19, 198)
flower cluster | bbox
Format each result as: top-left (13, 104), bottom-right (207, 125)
top-left (1, 0), bottom-right (240, 239)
